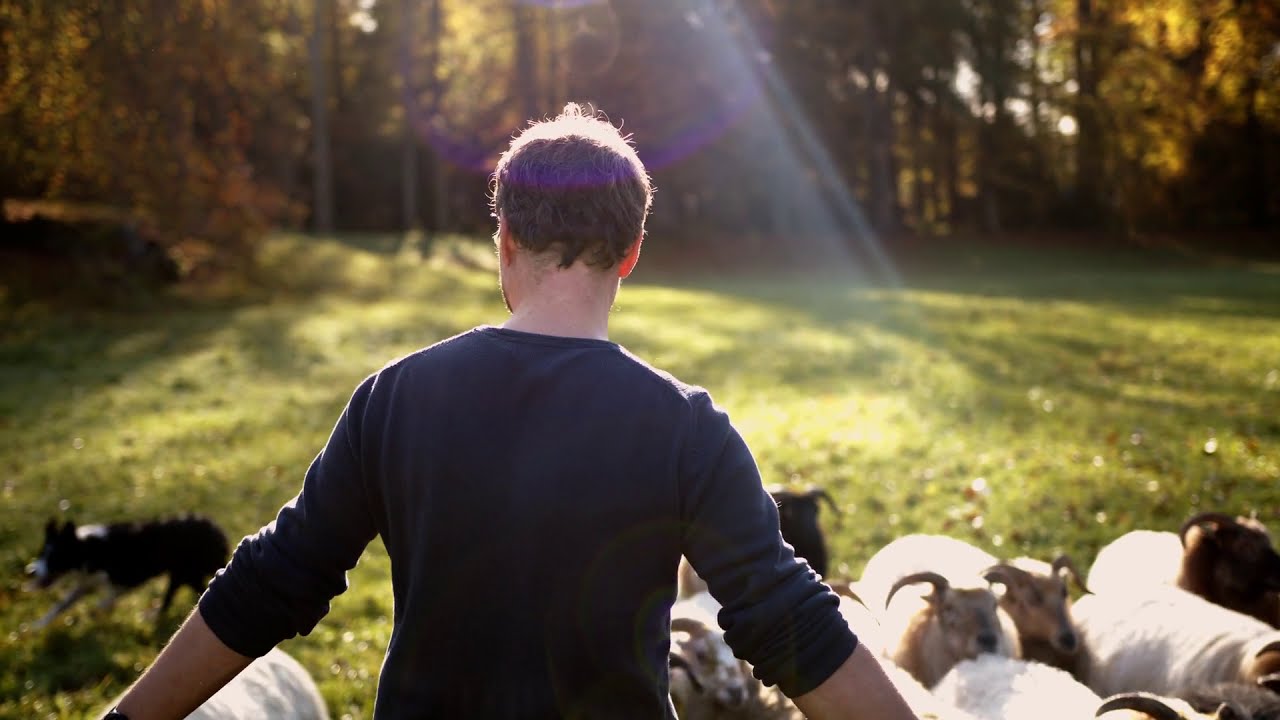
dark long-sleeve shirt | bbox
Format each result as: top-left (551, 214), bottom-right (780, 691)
top-left (199, 326), bottom-right (857, 719)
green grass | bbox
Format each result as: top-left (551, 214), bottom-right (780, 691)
top-left (1, 234), bottom-right (1278, 718)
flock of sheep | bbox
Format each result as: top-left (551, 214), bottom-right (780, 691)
top-left (671, 494), bottom-right (1280, 720)
top-left (89, 494), bottom-right (1278, 720)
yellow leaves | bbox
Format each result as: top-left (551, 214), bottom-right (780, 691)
top-left (1117, 0), bottom-right (1202, 57)
top-left (1204, 13), bottom-right (1255, 118)
top-left (1099, 47), bottom-right (1209, 180)
top-left (1111, 0), bottom-right (1271, 125)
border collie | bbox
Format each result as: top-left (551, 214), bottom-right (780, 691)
top-left (24, 515), bottom-right (230, 630)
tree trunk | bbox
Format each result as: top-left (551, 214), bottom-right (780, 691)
top-left (513, 1), bottom-right (541, 119)
top-left (1074, 0), bottom-right (1102, 223)
top-left (426, 0), bottom-right (447, 240)
top-left (546, 0), bottom-right (564, 108)
top-left (910, 97), bottom-right (928, 227)
top-left (309, 0), bottom-right (333, 233)
top-left (400, 0), bottom-right (419, 232)
top-left (936, 101), bottom-right (958, 227)
top-left (1028, 0), bottom-right (1049, 223)
top-left (865, 84), bottom-right (899, 234)
top-left (1243, 79), bottom-right (1268, 229)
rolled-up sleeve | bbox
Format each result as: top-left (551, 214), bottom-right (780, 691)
top-left (199, 375), bottom-right (381, 657)
top-left (678, 392), bottom-right (857, 698)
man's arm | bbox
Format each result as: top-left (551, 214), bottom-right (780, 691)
top-left (198, 375), bottom-right (382, 657)
top-left (678, 393), bottom-right (852, 695)
top-left (110, 608), bottom-right (251, 720)
top-left (676, 392), bottom-right (919, 718)
top-left (792, 643), bottom-right (921, 720)
top-left (109, 376), bottom-right (384, 717)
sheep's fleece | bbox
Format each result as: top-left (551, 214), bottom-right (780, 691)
top-left (1074, 587), bottom-right (1279, 698)
top-left (189, 648), bottom-right (329, 720)
top-left (932, 654), bottom-right (1101, 720)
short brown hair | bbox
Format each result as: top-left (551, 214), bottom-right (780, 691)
top-left (491, 103), bottom-right (653, 269)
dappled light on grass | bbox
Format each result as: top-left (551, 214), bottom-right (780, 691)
top-left (1, 236), bottom-right (1278, 717)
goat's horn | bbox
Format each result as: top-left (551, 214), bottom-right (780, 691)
top-left (669, 653), bottom-right (705, 694)
top-left (671, 617), bottom-right (709, 637)
top-left (886, 571), bottom-right (949, 609)
top-left (808, 487), bottom-right (844, 528)
top-left (1214, 702), bottom-right (1244, 720)
top-left (1095, 692), bottom-right (1185, 720)
top-left (1180, 512), bottom-right (1240, 546)
top-left (981, 563), bottom-right (1030, 587)
top-left (806, 487), bottom-right (841, 514)
top-left (1052, 554), bottom-right (1091, 594)
top-left (828, 581), bottom-right (866, 607)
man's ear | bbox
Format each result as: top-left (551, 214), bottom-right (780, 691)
top-left (618, 237), bottom-right (643, 279)
top-left (498, 222), bottom-right (518, 267)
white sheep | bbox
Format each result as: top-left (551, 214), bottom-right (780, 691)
top-left (876, 657), bottom-right (984, 720)
top-left (857, 535), bottom-right (1001, 615)
top-left (932, 655), bottom-right (1241, 720)
top-left (932, 654), bottom-right (1103, 719)
top-left (103, 647), bottom-right (329, 720)
top-left (192, 648), bottom-right (328, 720)
top-left (1074, 586), bottom-right (1280, 699)
top-left (1087, 531), bottom-right (1184, 596)
top-left (1089, 516), bottom-right (1280, 629)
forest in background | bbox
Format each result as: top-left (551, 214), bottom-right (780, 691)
top-left (2, 0), bottom-right (1278, 272)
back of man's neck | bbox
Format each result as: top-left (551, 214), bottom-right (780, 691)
top-left (502, 312), bottom-right (609, 342)
top-left (501, 272), bottom-right (619, 341)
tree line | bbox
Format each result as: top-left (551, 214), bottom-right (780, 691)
top-left (1, 0), bottom-right (1276, 267)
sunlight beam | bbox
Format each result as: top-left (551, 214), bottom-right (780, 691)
top-left (689, 1), bottom-right (902, 283)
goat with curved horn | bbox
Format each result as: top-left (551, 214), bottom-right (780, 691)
top-left (981, 563), bottom-right (1032, 588)
top-left (1095, 692), bottom-right (1195, 720)
top-left (1180, 513), bottom-right (1241, 546)
top-left (886, 571), bottom-right (950, 609)
top-left (1053, 554), bottom-right (1091, 594)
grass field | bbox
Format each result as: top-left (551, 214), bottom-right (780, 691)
top-left (1, 234), bottom-right (1278, 718)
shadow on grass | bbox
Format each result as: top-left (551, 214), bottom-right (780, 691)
top-left (0, 236), bottom-right (498, 429)
top-left (6, 618), bottom-right (141, 700)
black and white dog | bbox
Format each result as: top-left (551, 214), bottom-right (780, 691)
top-left (24, 515), bottom-right (230, 629)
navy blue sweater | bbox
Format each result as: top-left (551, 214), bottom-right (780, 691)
top-left (200, 326), bottom-right (856, 719)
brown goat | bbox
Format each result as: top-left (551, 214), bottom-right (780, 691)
top-left (984, 554), bottom-right (1091, 680)
top-left (883, 571), bottom-right (1017, 688)
top-left (1178, 512), bottom-right (1280, 628)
